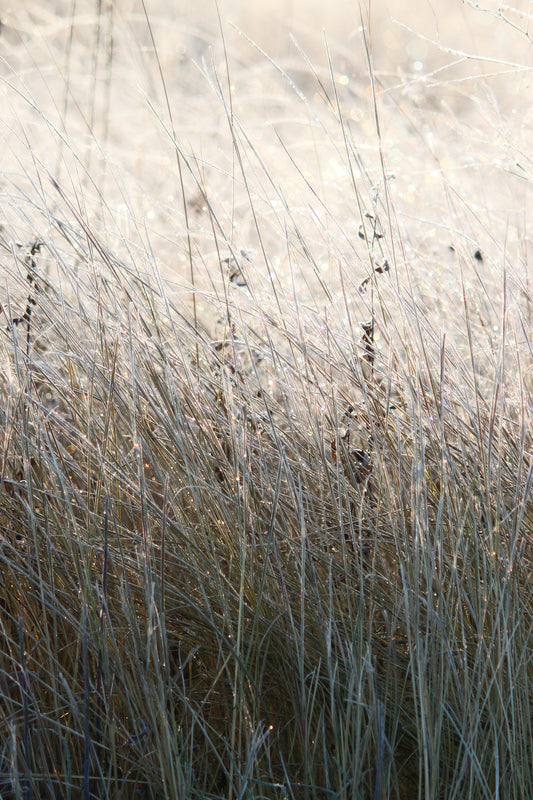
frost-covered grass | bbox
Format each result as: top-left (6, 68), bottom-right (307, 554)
top-left (0, 2), bottom-right (532, 798)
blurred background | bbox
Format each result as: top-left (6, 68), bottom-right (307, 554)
top-left (1, 1), bottom-right (532, 321)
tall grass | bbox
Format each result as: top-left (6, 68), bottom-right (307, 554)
top-left (1, 2), bottom-right (532, 798)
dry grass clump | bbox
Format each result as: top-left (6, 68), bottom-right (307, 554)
top-left (1, 2), bottom-right (533, 799)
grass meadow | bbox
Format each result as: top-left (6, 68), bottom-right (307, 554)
top-left (1, 1), bottom-right (533, 797)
